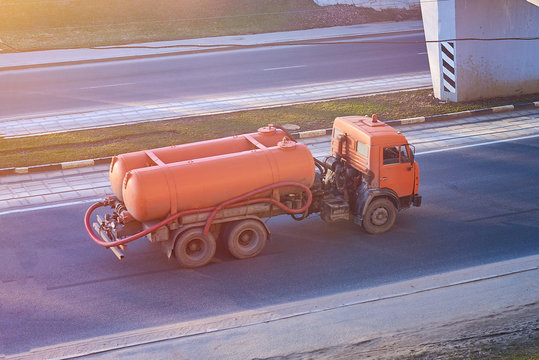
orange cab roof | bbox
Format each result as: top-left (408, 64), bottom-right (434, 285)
top-left (333, 116), bottom-right (406, 145)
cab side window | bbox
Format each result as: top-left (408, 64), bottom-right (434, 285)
top-left (383, 146), bottom-right (399, 165)
top-left (333, 128), bottom-right (343, 140)
top-left (384, 145), bottom-right (410, 165)
top-left (356, 140), bottom-right (369, 158)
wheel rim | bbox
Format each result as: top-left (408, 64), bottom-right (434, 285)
top-left (225, 220), bottom-right (267, 259)
top-left (371, 207), bottom-right (389, 226)
top-left (238, 229), bottom-right (255, 247)
top-left (186, 238), bottom-right (204, 257)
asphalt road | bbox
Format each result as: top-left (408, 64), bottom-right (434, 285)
top-left (0, 33), bottom-right (428, 118)
top-left (1, 137), bottom-right (538, 356)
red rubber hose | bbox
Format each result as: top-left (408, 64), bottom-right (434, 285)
top-left (202, 181), bottom-right (312, 235)
top-left (85, 181), bottom-right (312, 248)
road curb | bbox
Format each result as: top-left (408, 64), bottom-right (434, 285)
top-left (1, 101), bottom-right (537, 176)
top-left (388, 101), bottom-right (539, 126)
top-left (0, 157), bottom-right (112, 177)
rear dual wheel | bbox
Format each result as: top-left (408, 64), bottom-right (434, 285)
top-left (224, 219), bottom-right (268, 259)
top-left (174, 228), bottom-right (216, 268)
top-left (173, 219), bottom-right (268, 267)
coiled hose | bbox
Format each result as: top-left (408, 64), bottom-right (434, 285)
top-left (85, 181), bottom-right (312, 248)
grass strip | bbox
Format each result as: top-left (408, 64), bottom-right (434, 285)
top-left (0, 1), bottom-right (419, 52)
top-left (1, 89), bottom-right (537, 168)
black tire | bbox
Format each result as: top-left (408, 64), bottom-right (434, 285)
top-left (362, 198), bottom-right (397, 235)
top-left (224, 219), bottom-right (268, 259)
top-left (174, 228), bottom-right (216, 268)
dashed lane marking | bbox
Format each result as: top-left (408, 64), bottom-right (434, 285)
top-left (263, 65), bottom-right (306, 71)
top-left (80, 82), bottom-right (135, 90)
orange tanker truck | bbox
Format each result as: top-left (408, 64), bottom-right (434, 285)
top-left (84, 115), bottom-right (421, 268)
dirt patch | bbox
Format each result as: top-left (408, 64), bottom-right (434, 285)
top-left (263, 303), bottom-right (539, 359)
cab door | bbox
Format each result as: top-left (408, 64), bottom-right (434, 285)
top-left (379, 144), bottom-right (414, 197)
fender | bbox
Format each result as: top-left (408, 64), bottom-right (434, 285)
top-left (353, 185), bottom-right (400, 225)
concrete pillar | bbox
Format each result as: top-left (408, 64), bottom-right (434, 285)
top-left (420, 0), bottom-right (539, 102)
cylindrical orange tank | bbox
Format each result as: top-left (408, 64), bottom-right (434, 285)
top-left (122, 143), bottom-right (315, 222)
top-left (110, 127), bottom-right (288, 200)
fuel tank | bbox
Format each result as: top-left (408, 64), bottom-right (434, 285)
top-left (110, 127), bottom-right (289, 201)
top-left (122, 141), bottom-right (315, 222)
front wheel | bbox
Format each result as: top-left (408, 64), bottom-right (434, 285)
top-left (174, 228), bottom-right (216, 268)
top-left (362, 198), bottom-right (397, 235)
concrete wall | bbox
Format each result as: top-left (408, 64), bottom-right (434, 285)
top-left (313, 0), bottom-right (419, 10)
top-left (421, 0), bottom-right (539, 102)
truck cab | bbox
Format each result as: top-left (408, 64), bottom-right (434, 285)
top-left (321, 115), bottom-right (421, 234)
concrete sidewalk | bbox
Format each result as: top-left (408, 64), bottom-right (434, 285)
top-left (5, 254), bottom-right (537, 359)
top-left (0, 21), bottom-right (423, 70)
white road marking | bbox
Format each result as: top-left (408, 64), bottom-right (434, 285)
top-left (417, 52), bottom-right (427, 55)
top-left (80, 82), bottom-right (135, 90)
top-left (0, 198), bottom-right (102, 215)
top-left (263, 65), bottom-right (306, 71)
top-left (416, 134), bottom-right (539, 155)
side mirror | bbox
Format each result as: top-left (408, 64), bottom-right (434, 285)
top-left (409, 144), bottom-right (416, 165)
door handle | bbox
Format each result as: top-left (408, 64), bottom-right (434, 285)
top-left (380, 177), bottom-right (388, 181)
